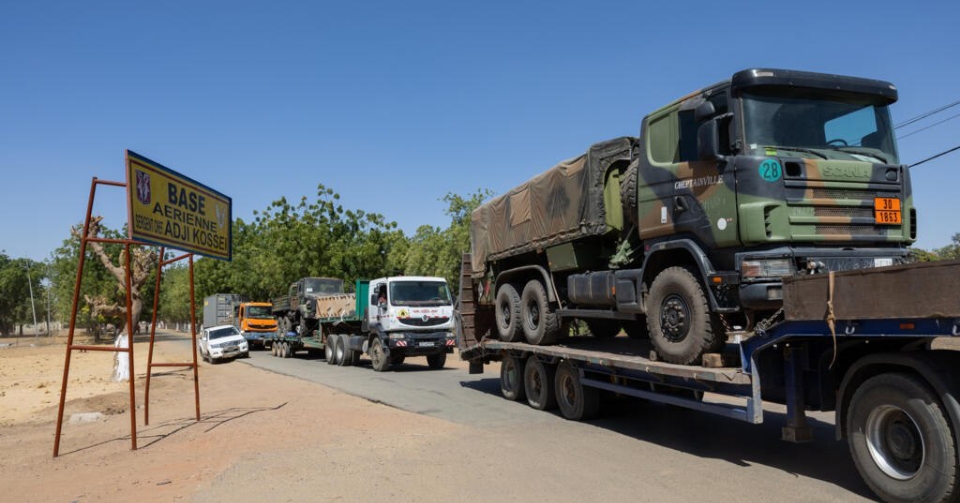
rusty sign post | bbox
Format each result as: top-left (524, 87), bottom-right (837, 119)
top-left (54, 151), bottom-right (231, 457)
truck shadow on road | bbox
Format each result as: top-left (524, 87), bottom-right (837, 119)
top-left (459, 378), bottom-right (872, 499)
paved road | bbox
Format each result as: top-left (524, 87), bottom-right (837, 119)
top-left (231, 345), bottom-right (875, 502)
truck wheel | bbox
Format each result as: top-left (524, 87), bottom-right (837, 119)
top-left (271, 342), bottom-right (278, 357)
top-left (333, 336), bottom-right (346, 366)
top-left (324, 336), bottom-right (336, 364)
top-left (499, 354), bottom-right (526, 401)
top-left (370, 338), bottom-right (391, 372)
top-left (586, 319), bottom-right (621, 339)
top-left (555, 360), bottom-right (599, 420)
top-left (390, 354), bottom-right (406, 365)
top-left (524, 356), bottom-right (557, 411)
top-left (647, 266), bottom-right (723, 365)
top-left (847, 372), bottom-right (958, 503)
top-left (339, 340), bottom-right (354, 367)
top-left (427, 351), bottom-right (446, 369)
top-left (520, 280), bottom-right (559, 346)
top-left (495, 283), bottom-right (523, 342)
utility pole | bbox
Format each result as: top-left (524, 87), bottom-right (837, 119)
top-left (25, 264), bottom-right (38, 339)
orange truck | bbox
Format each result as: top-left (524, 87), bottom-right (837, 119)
top-left (202, 294), bottom-right (278, 349)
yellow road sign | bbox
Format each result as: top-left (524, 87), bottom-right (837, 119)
top-left (126, 150), bottom-right (232, 260)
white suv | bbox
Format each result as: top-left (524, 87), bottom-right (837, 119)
top-left (199, 325), bottom-right (249, 363)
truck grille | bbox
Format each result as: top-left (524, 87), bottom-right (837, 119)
top-left (786, 186), bottom-right (903, 241)
top-left (398, 316), bottom-right (450, 327)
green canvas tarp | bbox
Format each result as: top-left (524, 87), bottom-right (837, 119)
top-left (470, 137), bottom-right (634, 276)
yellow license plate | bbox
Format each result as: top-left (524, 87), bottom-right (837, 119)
top-left (874, 198), bottom-right (902, 225)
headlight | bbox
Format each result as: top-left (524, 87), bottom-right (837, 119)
top-left (742, 258), bottom-right (794, 279)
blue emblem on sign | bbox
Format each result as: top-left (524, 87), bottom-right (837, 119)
top-left (759, 159), bottom-right (782, 182)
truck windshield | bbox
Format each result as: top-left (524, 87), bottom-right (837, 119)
top-left (245, 305), bottom-right (272, 319)
top-left (742, 91), bottom-right (899, 164)
top-left (304, 278), bottom-right (343, 296)
top-left (389, 281), bottom-right (452, 307)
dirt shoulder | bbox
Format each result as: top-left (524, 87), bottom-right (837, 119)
top-left (0, 332), bottom-right (470, 503)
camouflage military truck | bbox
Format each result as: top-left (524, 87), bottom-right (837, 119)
top-left (467, 68), bottom-right (913, 365)
top-left (271, 277), bottom-right (345, 337)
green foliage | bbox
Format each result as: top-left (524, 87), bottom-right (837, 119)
top-left (403, 190), bottom-right (491, 293)
top-left (194, 184), bottom-right (410, 303)
top-left (910, 234), bottom-right (960, 262)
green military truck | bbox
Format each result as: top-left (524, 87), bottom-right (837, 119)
top-left (271, 277), bottom-right (345, 338)
top-left (468, 68), bottom-right (914, 365)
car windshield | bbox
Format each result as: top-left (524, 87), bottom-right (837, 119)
top-left (210, 327), bottom-right (240, 339)
top-left (389, 281), bottom-right (452, 307)
top-left (245, 305), bottom-right (272, 319)
top-left (742, 91), bottom-right (899, 164)
top-left (304, 278), bottom-right (343, 296)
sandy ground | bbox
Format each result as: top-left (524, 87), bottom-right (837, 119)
top-left (0, 332), bottom-right (474, 503)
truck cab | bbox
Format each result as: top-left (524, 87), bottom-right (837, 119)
top-left (364, 276), bottom-right (456, 370)
top-left (635, 68), bottom-right (913, 315)
top-left (235, 302), bottom-right (278, 348)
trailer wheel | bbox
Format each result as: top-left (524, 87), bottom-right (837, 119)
top-left (324, 336), bottom-right (336, 364)
top-left (647, 266), bottom-right (723, 365)
top-left (555, 360), bottom-right (599, 420)
top-left (495, 283), bottom-right (523, 342)
top-left (524, 356), bottom-right (557, 410)
top-left (499, 354), bottom-right (526, 401)
top-left (520, 280), bottom-right (559, 346)
top-left (847, 372), bottom-right (958, 503)
top-left (586, 319), bottom-right (621, 339)
top-left (427, 351), bottom-right (446, 369)
top-left (370, 338), bottom-right (391, 372)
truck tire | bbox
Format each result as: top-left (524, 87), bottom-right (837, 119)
top-left (427, 351), bottom-right (446, 369)
top-left (647, 266), bottom-right (723, 365)
top-left (339, 339), bottom-right (354, 367)
top-left (586, 319), bottom-right (621, 339)
top-left (847, 372), bottom-right (958, 503)
top-left (520, 280), bottom-right (559, 346)
top-left (620, 161), bottom-right (639, 229)
top-left (499, 354), bottom-right (526, 401)
top-left (390, 354), bottom-right (406, 366)
top-left (324, 336), bottom-right (336, 364)
top-left (622, 317), bottom-right (649, 339)
top-left (271, 342), bottom-right (278, 357)
top-left (555, 360), bottom-right (599, 421)
top-left (370, 338), bottom-right (391, 372)
top-left (495, 283), bottom-right (523, 342)
top-left (333, 335), bottom-right (346, 366)
top-left (524, 356), bottom-right (557, 411)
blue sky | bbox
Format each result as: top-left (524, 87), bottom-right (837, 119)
top-left (2, 0), bottom-right (958, 262)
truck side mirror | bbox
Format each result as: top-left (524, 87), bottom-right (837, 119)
top-left (698, 119), bottom-right (721, 161)
top-left (695, 101), bottom-right (716, 122)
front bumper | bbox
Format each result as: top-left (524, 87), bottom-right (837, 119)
top-left (209, 342), bottom-right (249, 360)
top-left (387, 331), bottom-right (455, 355)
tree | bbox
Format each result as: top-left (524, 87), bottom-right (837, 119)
top-left (56, 216), bottom-right (158, 339)
top-left (935, 233), bottom-right (960, 261)
top-left (403, 189), bottom-right (491, 292)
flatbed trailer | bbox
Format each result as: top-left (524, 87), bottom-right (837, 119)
top-left (456, 255), bottom-right (960, 503)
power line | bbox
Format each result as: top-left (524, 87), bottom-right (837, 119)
top-left (896, 99), bottom-right (960, 129)
top-left (897, 111), bottom-right (960, 140)
top-left (910, 144), bottom-right (960, 168)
